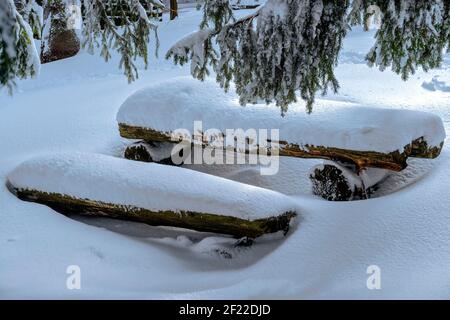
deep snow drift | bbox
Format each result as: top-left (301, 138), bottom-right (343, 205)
top-left (8, 152), bottom-right (300, 221)
top-left (118, 77), bottom-right (445, 153)
top-left (1, 7), bottom-right (450, 299)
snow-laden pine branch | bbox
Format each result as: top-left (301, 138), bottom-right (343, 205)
top-left (1, 0), bottom-right (165, 89)
top-left (167, 0), bottom-right (450, 113)
top-left (0, 0), bottom-right (40, 91)
top-left (82, 0), bottom-right (163, 83)
top-left (167, 0), bottom-right (350, 113)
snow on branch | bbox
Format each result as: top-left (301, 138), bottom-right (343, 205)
top-left (168, 0), bottom-right (450, 114)
top-left (166, 8), bottom-right (260, 81)
top-left (168, 0), bottom-right (350, 113)
top-left (1, 0), bottom-right (165, 89)
top-left (0, 0), bottom-right (40, 91)
top-left (362, 0), bottom-right (450, 80)
top-left (166, 29), bottom-right (215, 80)
top-left (82, 0), bottom-right (163, 83)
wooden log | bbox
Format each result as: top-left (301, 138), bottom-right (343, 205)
top-left (119, 124), bottom-right (171, 142)
top-left (124, 142), bottom-right (153, 162)
top-left (409, 137), bottom-right (444, 159)
top-left (124, 141), bottom-right (182, 166)
top-left (170, 0), bottom-right (178, 20)
top-left (310, 164), bottom-right (361, 201)
top-left (6, 182), bottom-right (296, 239)
top-left (124, 140), bottom-right (391, 202)
top-left (41, 0), bottom-right (80, 64)
top-left (310, 163), bottom-right (389, 201)
top-left (118, 123), bottom-right (444, 172)
top-left (279, 143), bottom-right (407, 172)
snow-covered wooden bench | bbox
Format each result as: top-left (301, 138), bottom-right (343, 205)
top-left (116, 77), bottom-right (446, 201)
top-left (230, 0), bottom-right (261, 10)
top-left (7, 153), bottom-right (297, 239)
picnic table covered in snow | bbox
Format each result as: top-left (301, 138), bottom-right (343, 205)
top-left (117, 77), bottom-right (446, 172)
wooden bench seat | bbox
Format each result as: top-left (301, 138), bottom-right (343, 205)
top-left (7, 153), bottom-right (298, 238)
top-left (117, 78), bottom-right (445, 172)
top-left (116, 78), bottom-right (446, 200)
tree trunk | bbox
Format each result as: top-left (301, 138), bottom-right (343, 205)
top-left (118, 123), bottom-right (444, 172)
top-left (170, 0), bottom-right (178, 20)
top-left (310, 163), bottom-right (389, 201)
top-left (7, 181), bottom-right (295, 239)
top-left (41, 0), bottom-right (80, 63)
top-left (124, 141), bottom-right (182, 166)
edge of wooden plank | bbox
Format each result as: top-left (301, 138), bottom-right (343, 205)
top-left (6, 181), bottom-right (297, 239)
top-left (119, 123), bottom-right (444, 171)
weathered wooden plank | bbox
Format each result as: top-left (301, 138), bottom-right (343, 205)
top-left (119, 123), bottom-right (444, 172)
top-left (7, 181), bottom-right (296, 239)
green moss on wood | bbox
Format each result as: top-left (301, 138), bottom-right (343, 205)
top-left (7, 181), bottom-right (296, 239)
top-left (409, 138), bottom-right (444, 159)
top-left (279, 143), bottom-right (408, 172)
top-left (119, 123), bottom-right (444, 171)
top-left (119, 124), bottom-right (174, 142)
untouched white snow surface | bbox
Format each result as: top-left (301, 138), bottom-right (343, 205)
top-left (118, 77), bottom-right (446, 153)
top-left (8, 152), bottom-right (300, 221)
top-left (1, 8), bottom-right (450, 299)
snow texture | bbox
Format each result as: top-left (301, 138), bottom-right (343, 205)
top-left (118, 77), bottom-right (446, 153)
top-left (0, 0), bottom-right (19, 58)
top-left (0, 0), bottom-right (40, 79)
top-left (8, 152), bottom-right (300, 221)
top-left (1, 8), bottom-right (450, 299)
top-left (15, 8), bottom-right (40, 77)
top-left (167, 29), bottom-right (214, 75)
top-left (422, 76), bottom-right (450, 93)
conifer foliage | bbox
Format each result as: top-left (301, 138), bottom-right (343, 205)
top-left (350, 0), bottom-right (450, 80)
top-left (82, 0), bottom-right (163, 83)
top-left (168, 0), bottom-right (450, 113)
top-left (0, 0), bottom-right (163, 90)
top-left (2, 0), bottom-right (450, 113)
top-left (0, 0), bottom-right (40, 90)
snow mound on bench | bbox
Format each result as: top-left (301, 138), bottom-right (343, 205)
top-left (117, 77), bottom-right (446, 153)
top-left (7, 152), bottom-right (299, 221)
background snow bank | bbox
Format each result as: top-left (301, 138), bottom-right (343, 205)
top-left (422, 75), bottom-right (450, 93)
top-left (118, 77), bottom-right (445, 153)
top-left (8, 152), bottom-right (300, 221)
top-left (0, 7), bottom-right (449, 299)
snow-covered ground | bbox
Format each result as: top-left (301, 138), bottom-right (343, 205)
top-left (1, 8), bottom-right (450, 299)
